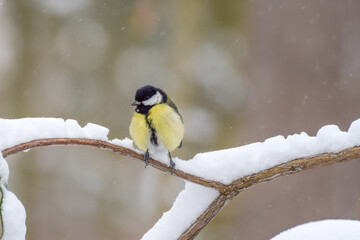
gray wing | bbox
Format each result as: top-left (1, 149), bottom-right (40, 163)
top-left (166, 97), bottom-right (183, 122)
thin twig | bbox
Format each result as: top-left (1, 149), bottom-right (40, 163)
top-left (0, 185), bottom-right (4, 239)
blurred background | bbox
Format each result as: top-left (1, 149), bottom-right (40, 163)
top-left (0, 0), bottom-right (360, 239)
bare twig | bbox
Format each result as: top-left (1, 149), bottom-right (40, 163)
top-left (0, 185), bottom-right (4, 239)
top-left (1, 138), bottom-right (360, 239)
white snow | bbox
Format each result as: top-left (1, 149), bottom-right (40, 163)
top-left (141, 181), bottom-right (219, 240)
top-left (0, 184), bottom-right (27, 240)
top-left (0, 154), bottom-right (9, 186)
top-left (0, 154), bottom-right (26, 240)
top-left (271, 219), bottom-right (360, 240)
top-left (175, 119), bottom-right (360, 184)
top-left (0, 118), bottom-right (109, 151)
top-left (110, 137), bottom-right (139, 152)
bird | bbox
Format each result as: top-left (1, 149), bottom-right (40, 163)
top-left (129, 85), bottom-right (184, 174)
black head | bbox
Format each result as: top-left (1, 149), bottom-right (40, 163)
top-left (132, 85), bottom-right (167, 114)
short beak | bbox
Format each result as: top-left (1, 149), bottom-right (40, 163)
top-left (131, 101), bottom-right (140, 106)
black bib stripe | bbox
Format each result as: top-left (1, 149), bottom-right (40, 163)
top-left (145, 114), bottom-right (158, 146)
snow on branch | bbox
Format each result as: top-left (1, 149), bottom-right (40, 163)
top-left (1, 117), bottom-right (360, 239)
top-left (271, 219), bottom-right (360, 240)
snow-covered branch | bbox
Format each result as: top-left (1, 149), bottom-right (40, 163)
top-left (1, 138), bottom-right (226, 191)
top-left (178, 145), bottom-right (360, 239)
top-left (1, 117), bottom-right (360, 239)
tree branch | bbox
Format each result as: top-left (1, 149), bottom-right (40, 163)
top-left (1, 138), bottom-right (226, 191)
top-left (179, 145), bottom-right (360, 239)
top-left (179, 194), bottom-right (228, 240)
top-left (1, 138), bottom-right (360, 239)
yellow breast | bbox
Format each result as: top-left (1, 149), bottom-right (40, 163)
top-left (129, 112), bottom-right (149, 152)
top-left (147, 103), bottom-right (184, 152)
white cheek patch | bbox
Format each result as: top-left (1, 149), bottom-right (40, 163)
top-left (143, 91), bottom-right (163, 106)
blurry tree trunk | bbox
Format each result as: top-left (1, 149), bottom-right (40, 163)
top-left (244, 1), bottom-right (360, 140)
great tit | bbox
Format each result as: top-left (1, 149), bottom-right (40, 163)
top-left (129, 85), bottom-right (184, 173)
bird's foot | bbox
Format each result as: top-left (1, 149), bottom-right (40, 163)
top-left (144, 150), bottom-right (150, 168)
top-left (168, 152), bottom-right (176, 175)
